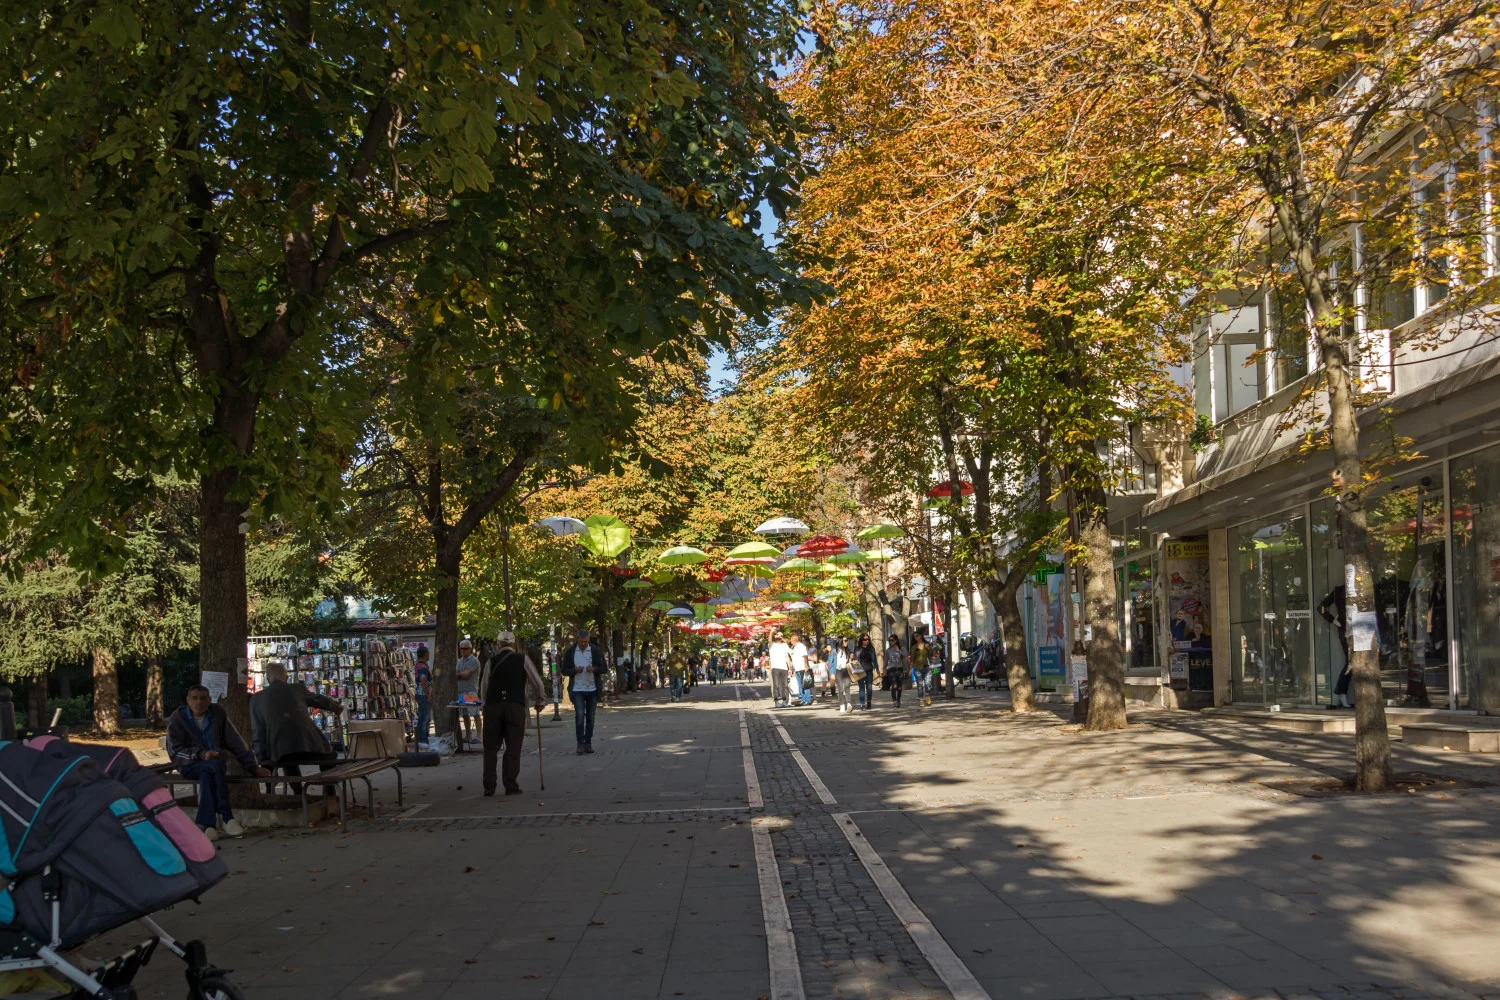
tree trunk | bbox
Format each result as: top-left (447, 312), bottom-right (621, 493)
top-left (1078, 490), bottom-right (1127, 730)
top-left (432, 548), bottom-right (462, 737)
top-left (146, 655), bottom-right (165, 727)
top-left (942, 593), bottom-right (955, 699)
top-left (985, 574), bottom-right (1037, 712)
top-left (200, 465), bottom-right (251, 737)
top-left (92, 647), bottom-right (120, 735)
top-left (1322, 334), bottom-right (1393, 791)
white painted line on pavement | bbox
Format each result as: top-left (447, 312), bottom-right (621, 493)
top-left (752, 818), bottom-right (805, 1000)
top-left (737, 687), bottom-right (764, 809)
top-left (832, 810), bottom-right (993, 1000)
top-left (395, 802), bottom-right (431, 820)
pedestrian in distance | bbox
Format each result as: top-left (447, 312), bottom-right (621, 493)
top-left (812, 646), bottom-right (830, 699)
top-left (884, 635), bottom-right (908, 707)
top-left (791, 632), bottom-right (813, 706)
top-left (667, 648), bottom-right (688, 702)
top-left (481, 631), bottom-right (546, 797)
top-left (769, 635), bottom-right (792, 706)
top-left (454, 638), bottom-right (480, 747)
top-left (855, 634), bottom-right (877, 709)
top-left (832, 638), bottom-right (855, 714)
top-left (166, 685), bottom-right (271, 840)
top-left (910, 638), bottom-right (931, 707)
top-left (561, 628), bottom-right (606, 754)
top-left (413, 646), bottom-right (433, 748)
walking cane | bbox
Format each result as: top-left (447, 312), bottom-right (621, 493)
top-left (534, 705), bottom-right (545, 791)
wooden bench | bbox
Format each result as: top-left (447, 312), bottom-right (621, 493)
top-left (151, 757), bottom-right (404, 828)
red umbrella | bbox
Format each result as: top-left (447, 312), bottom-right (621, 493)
top-left (926, 481), bottom-right (975, 498)
top-left (798, 534), bottom-right (852, 558)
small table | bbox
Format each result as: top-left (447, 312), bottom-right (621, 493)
top-left (447, 701), bottom-right (482, 753)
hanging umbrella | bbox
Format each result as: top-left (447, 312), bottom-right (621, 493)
top-left (666, 606), bottom-right (695, 617)
top-left (866, 550), bottom-right (895, 561)
top-left (578, 515), bottom-right (634, 559)
top-left (724, 556), bottom-right (776, 566)
top-left (622, 579), bottom-right (652, 589)
top-left (535, 515), bottom-right (587, 537)
top-left (926, 481), bottom-right (975, 499)
top-left (649, 600), bottom-right (676, 611)
top-left (784, 601), bottom-right (813, 611)
top-left (777, 557), bottom-right (820, 572)
top-left (647, 570), bottom-right (676, 583)
top-left (658, 545), bottom-right (710, 566)
top-left (780, 543), bottom-right (801, 556)
top-left (855, 523), bottom-right (904, 540)
top-left (773, 591), bottom-right (805, 602)
top-left (798, 534), bottom-right (851, 558)
top-left (706, 596), bottom-right (734, 606)
top-left (727, 540), bottom-right (782, 560)
top-left (814, 590), bottom-right (843, 603)
top-left (754, 516), bottom-right (809, 536)
top-left (719, 577), bottom-right (757, 602)
top-left (829, 549), bottom-right (871, 564)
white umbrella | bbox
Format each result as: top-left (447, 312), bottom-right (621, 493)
top-left (780, 543), bottom-right (801, 556)
top-left (784, 601), bottom-right (813, 611)
top-left (666, 606), bottom-right (695, 617)
top-left (535, 516), bottom-right (587, 537)
top-left (754, 516), bottom-right (809, 536)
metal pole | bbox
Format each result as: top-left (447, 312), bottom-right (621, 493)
top-left (501, 520), bottom-right (514, 632)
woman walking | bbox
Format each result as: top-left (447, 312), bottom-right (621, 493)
top-left (910, 638), bottom-right (931, 707)
top-left (832, 639), bottom-right (855, 713)
top-left (855, 635), bottom-right (877, 709)
top-left (883, 634), bottom-right (908, 707)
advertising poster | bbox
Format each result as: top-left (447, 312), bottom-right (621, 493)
top-left (1164, 537), bottom-right (1214, 692)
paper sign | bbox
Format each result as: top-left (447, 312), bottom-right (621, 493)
top-left (1170, 653), bottom-right (1189, 680)
top-left (1349, 610), bottom-right (1378, 652)
top-left (1345, 563), bottom-right (1359, 599)
top-left (201, 671), bottom-right (230, 704)
top-left (235, 657), bottom-right (249, 683)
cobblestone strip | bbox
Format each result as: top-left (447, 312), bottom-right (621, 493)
top-left (384, 806), bottom-right (751, 830)
top-left (746, 710), bottom-right (951, 999)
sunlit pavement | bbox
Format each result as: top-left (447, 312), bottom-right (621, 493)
top-left (100, 682), bottom-right (1500, 999)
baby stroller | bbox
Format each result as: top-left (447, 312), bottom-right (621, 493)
top-left (0, 737), bottom-right (242, 999)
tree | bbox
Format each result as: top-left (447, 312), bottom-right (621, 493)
top-left (995, 0), bottom-right (1500, 784)
top-left (783, 2), bottom-right (1228, 725)
top-left (1, 0), bottom-right (809, 735)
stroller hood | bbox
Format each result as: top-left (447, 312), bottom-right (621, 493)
top-left (0, 740), bottom-right (226, 949)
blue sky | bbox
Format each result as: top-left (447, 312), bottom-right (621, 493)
top-left (706, 200), bottom-right (784, 392)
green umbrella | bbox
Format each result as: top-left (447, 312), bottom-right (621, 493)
top-left (829, 549), bottom-right (870, 564)
top-left (647, 570), bottom-right (676, 583)
top-left (856, 523), bottom-right (904, 540)
top-left (814, 590), bottom-right (843, 603)
top-left (727, 540), bottom-right (782, 559)
top-left (697, 580), bottom-right (720, 594)
top-left (778, 557), bottom-right (819, 571)
top-left (649, 600), bottom-right (676, 611)
top-left (866, 550), bottom-right (895, 561)
top-left (622, 578), bottom-right (652, 589)
top-left (774, 591), bottom-right (805, 601)
top-left (740, 564), bottom-right (775, 579)
top-left (659, 545), bottom-right (710, 566)
top-left (579, 515), bottom-right (633, 560)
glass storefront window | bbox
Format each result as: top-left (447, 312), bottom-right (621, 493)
top-left (1309, 502), bottom-right (1344, 705)
top-left (1230, 513), bottom-right (1313, 705)
top-left (1127, 559), bottom-right (1157, 669)
top-left (1451, 447), bottom-right (1500, 711)
top-left (1363, 470), bottom-right (1449, 707)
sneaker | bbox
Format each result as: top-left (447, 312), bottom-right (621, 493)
top-left (220, 818), bottom-right (246, 838)
top-left (202, 825), bottom-right (220, 843)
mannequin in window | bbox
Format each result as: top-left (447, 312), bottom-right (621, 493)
top-left (1318, 585), bottom-right (1351, 708)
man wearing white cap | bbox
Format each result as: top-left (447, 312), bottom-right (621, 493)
top-left (482, 631), bottom-right (545, 796)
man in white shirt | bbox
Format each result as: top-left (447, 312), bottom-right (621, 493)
top-left (790, 633), bottom-right (811, 706)
top-left (561, 628), bottom-right (605, 754)
top-left (768, 635), bottom-right (792, 707)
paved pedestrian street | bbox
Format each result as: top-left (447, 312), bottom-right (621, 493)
top-left (101, 683), bottom-right (1500, 1000)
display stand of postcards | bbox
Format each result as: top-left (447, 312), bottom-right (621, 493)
top-left (245, 635), bottom-right (299, 696)
top-left (362, 637), bottom-right (417, 730)
top-left (294, 636), bottom-right (367, 744)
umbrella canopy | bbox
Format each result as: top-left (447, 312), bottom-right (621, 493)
top-left (798, 534), bottom-right (851, 558)
top-left (706, 596), bottom-right (734, 606)
top-left (829, 549), bottom-right (871, 564)
top-left (866, 550), bottom-right (895, 561)
top-left (658, 545), bottom-right (710, 566)
top-left (784, 601), bottom-right (812, 611)
top-left (926, 481), bottom-right (975, 499)
top-left (724, 556), bottom-right (776, 566)
top-left (778, 557), bottom-right (820, 572)
top-left (649, 600), bottom-right (676, 611)
top-left (855, 523), bottom-right (904, 540)
top-left (579, 515), bottom-right (634, 559)
top-left (781, 543), bottom-right (801, 556)
top-left (666, 606), bottom-right (695, 617)
top-left (814, 590), bottom-right (843, 603)
top-left (622, 579), bottom-right (652, 589)
top-left (719, 577), bottom-right (757, 602)
top-left (728, 540), bottom-right (782, 559)
top-left (754, 516), bottom-right (809, 536)
top-left (535, 516), bottom-right (587, 537)
top-left (773, 591), bottom-right (805, 601)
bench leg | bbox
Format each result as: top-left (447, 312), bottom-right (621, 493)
top-left (336, 784), bottom-right (346, 828)
top-left (363, 775), bottom-right (374, 820)
top-left (394, 766), bottom-right (404, 808)
top-left (301, 785), bottom-right (311, 829)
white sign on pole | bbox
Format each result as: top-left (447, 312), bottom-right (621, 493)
top-left (200, 671), bottom-right (230, 704)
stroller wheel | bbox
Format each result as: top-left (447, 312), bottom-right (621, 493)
top-left (190, 974), bottom-right (246, 1000)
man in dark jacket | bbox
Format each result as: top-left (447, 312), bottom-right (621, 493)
top-left (166, 685), bottom-right (271, 839)
top-left (560, 628), bottom-right (606, 754)
top-left (250, 661), bottom-right (344, 773)
top-left (482, 631), bottom-right (546, 796)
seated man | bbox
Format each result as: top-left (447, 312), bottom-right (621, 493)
top-left (250, 661), bottom-right (344, 775)
top-left (166, 684), bottom-right (270, 840)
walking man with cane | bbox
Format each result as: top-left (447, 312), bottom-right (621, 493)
top-left (482, 631), bottom-right (546, 797)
